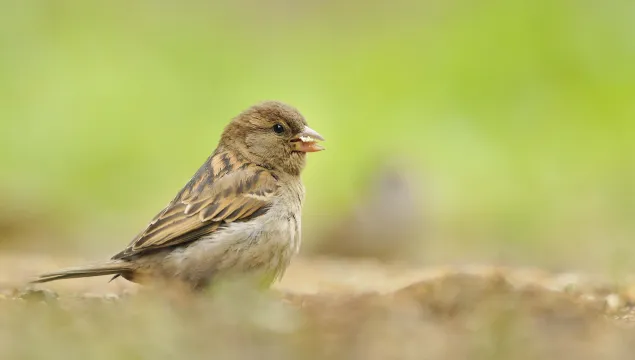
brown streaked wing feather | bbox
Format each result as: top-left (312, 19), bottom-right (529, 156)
top-left (112, 151), bottom-right (278, 260)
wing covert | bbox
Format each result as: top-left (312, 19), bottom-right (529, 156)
top-left (113, 152), bottom-right (278, 260)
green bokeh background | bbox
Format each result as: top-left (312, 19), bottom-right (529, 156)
top-left (1, 0), bottom-right (634, 270)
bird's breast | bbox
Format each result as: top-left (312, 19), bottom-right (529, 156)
top-left (164, 179), bottom-right (305, 286)
top-left (266, 180), bottom-right (305, 258)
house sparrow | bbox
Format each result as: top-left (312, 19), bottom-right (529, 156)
top-left (308, 159), bottom-right (425, 262)
top-left (32, 101), bottom-right (324, 290)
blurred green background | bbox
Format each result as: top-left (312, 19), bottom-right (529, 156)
top-left (1, 0), bottom-right (634, 272)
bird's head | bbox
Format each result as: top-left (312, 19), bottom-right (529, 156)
top-left (220, 101), bottom-right (325, 176)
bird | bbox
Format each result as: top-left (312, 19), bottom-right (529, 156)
top-left (308, 158), bottom-right (425, 262)
top-left (31, 101), bottom-right (325, 291)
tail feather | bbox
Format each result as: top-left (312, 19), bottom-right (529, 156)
top-left (31, 261), bottom-right (133, 284)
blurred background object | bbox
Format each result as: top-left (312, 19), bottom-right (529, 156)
top-left (306, 157), bottom-right (427, 262)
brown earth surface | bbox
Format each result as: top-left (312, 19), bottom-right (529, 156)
top-left (3, 253), bottom-right (635, 359)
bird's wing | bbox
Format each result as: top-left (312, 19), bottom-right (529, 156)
top-left (112, 151), bottom-right (279, 260)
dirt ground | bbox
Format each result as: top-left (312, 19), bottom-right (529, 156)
top-left (3, 253), bottom-right (635, 360)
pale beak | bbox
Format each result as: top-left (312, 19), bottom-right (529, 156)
top-left (291, 126), bottom-right (325, 153)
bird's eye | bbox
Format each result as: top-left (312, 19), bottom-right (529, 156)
top-left (272, 124), bottom-right (285, 134)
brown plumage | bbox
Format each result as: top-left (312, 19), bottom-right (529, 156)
top-left (32, 101), bottom-right (324, 290)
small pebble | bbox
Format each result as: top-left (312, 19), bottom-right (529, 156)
top-left (605, 293), bottom-right (623, 313)
top-left (579, 294), bottom-right (597, 303)
top-left (80, 293), bottom-right (120, 303)
top-left (18, 288), bottom-right (59, 304)
top-left (548, 273), bottom-right (582, 292)
top-left (103, 293), bottom-right (120, 302)
top-left (80, 293), bottom-right (103, 300)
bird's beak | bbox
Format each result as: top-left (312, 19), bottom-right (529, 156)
top-left (291, 126), bottom-right (325, 153)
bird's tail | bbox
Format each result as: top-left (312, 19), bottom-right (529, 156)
top-left (31, 261), bottom-right (133, 284)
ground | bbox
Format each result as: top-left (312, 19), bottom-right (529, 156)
top-left (2, 253), bottom-right (635, 360)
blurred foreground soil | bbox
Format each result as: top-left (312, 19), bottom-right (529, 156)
top-left (2, 254), bottom-right (635, 359)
